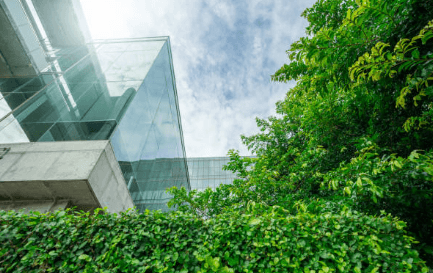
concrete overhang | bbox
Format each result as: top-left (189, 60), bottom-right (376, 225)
top-left (0, 140), bottom-right (134, 213)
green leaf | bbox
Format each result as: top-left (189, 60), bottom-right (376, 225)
top-left (248, 218), bottom-right (262, 226)
top-left (344, 187), bottom-right (351, 196)
top-left (298, 240), bottom-right (306, 247)
top-left (351, 253), bottom-right (362, 263)
top-left (356, 177), bottom-right (362, 187)
top-left (411, 49), bottom-right (420, 59)
top-left (78, 254), bottom-right (91, 262)
top-left (57, 211), bottom-right (66, 217)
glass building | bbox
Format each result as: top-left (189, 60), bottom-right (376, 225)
top-left (187, 157), bottom-right (241, 191)
top-left (0, 0), bottom-right (189, 212)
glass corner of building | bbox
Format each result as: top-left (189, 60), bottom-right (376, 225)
top-left (0, 0), bottom-right (189, 213)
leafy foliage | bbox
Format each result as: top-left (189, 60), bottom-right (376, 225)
top-left (2, 0), bottom-right (433, 271)
top-left (168, 0), bottom-right (433, 267)
top-left (0, 207), bottom-right (428, 272)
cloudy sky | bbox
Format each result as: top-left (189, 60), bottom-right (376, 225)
top-left (80, 0), bottom-right (315, 157)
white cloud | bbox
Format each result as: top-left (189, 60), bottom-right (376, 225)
top-left (80, 0), bottom-right (316, 157)
top-left (206, 0), bottom-right (237, 29)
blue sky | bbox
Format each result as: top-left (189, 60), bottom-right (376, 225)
top-left (80, 0), bottom-right (316, 157)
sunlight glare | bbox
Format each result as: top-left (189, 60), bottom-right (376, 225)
top-left (80, 0), bottom-right (132, 39)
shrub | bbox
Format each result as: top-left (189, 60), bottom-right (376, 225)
top-left (0, 207), bottom-right (428, 272)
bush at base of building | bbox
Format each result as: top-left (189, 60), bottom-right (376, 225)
top-left (0, 207), bottom-right (428, 272)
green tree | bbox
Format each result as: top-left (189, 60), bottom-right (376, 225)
top-left (168, 0), bottom-right (433, 266)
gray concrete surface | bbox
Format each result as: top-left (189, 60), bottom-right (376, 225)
top-left (0, 140), bottom-right (134, 213)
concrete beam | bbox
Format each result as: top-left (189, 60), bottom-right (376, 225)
top-left (0, 140), bottom-right (134, 213)
top-left (0, 199), bottom-right (70, 214)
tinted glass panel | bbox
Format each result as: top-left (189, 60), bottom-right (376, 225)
top-left (0, 38), bottom-right (189, 212)
top-left (187, 157), bottom-right (248, 191)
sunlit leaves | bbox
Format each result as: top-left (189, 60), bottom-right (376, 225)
top-left (1, 207), bottom-right (428, 272)
top-left (350, 20), bottom-right (433, 133)
top-left (166, 0), bottom-right (433, 267)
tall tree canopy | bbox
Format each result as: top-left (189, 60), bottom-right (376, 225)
top-left (169, 0), bottom-right (433, 266)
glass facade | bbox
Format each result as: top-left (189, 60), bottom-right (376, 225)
top-left (0, 0), bottom-right (259, 213)
top-left (187, 157), bottom-right (240, 191)
top-left (0, 0), bottom-right (190, 212)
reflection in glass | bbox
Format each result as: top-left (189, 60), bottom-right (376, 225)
top-left (0, 37), bottom-right (189, 212)
top-left (187, 157), bottom-right (243, 191)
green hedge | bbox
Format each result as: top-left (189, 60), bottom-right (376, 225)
top-left (0, 208), bottom-right (428, 272)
